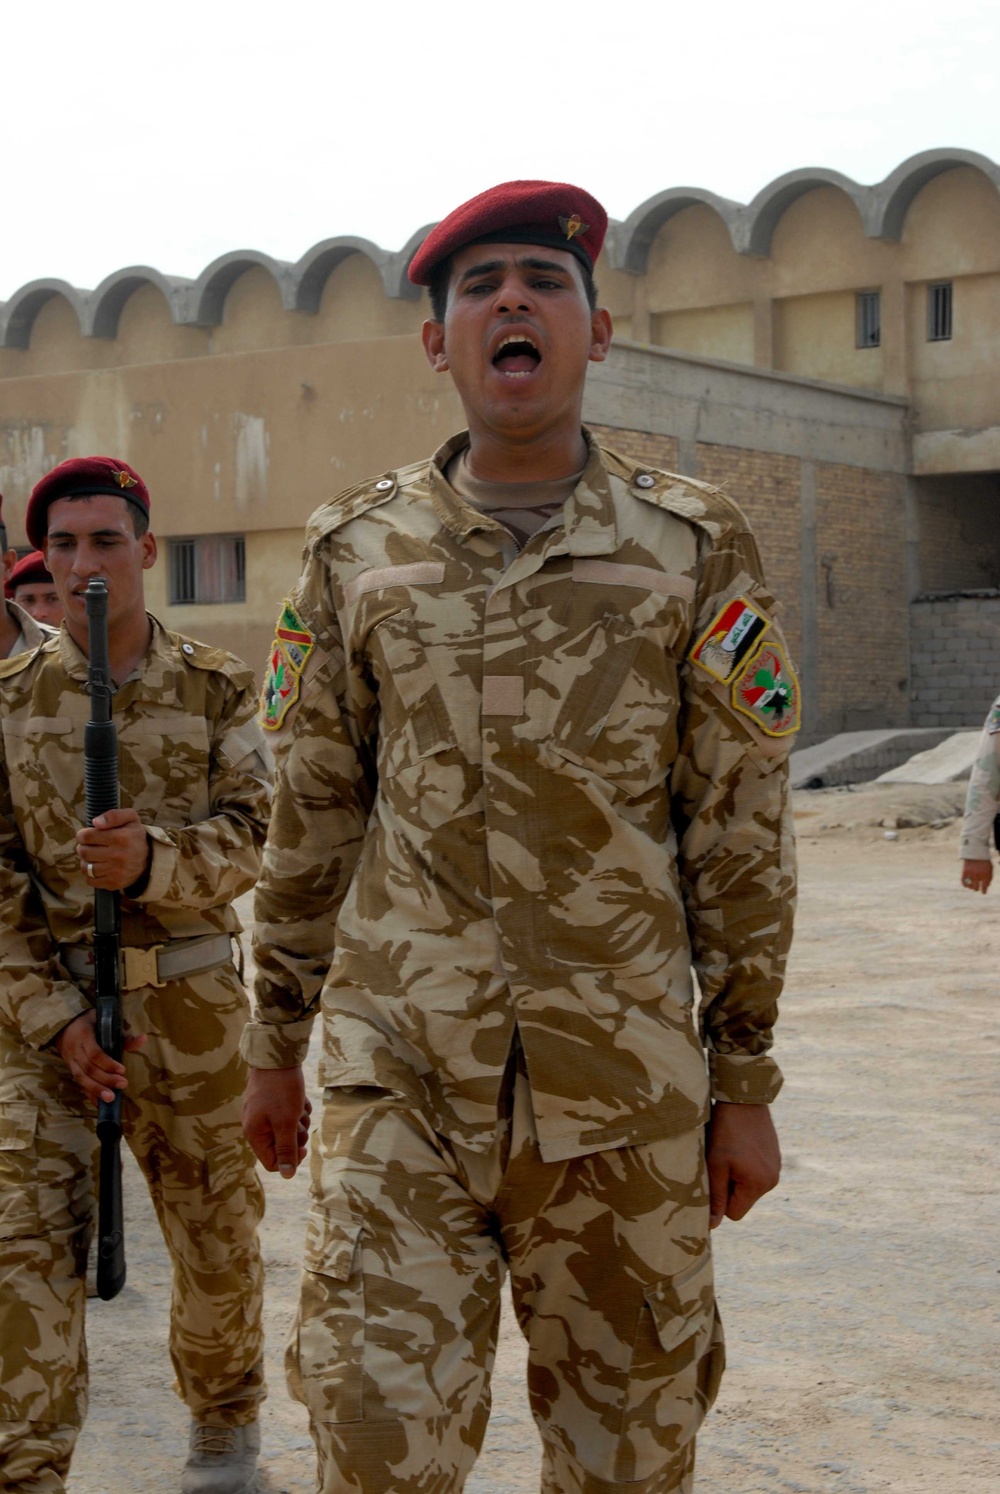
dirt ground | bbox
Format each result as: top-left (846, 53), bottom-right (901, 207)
top-left (67, 783), bottom-right (998, 1494)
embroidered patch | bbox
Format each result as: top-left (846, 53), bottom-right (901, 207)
top-left (690, 596), bottom-right (770, 683)
top-left (260, 601), bottom-right (315, 730)
top-left (731, 641), bottom-right (801, 737)
top-left (988, 704), bottom-right (1000, 734)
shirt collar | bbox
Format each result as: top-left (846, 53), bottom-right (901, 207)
top-left (428, 427), bottom-right (619, 555)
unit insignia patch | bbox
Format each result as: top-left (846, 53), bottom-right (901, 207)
top-left (731, 641), bottom-right (801, 737)
top-left (690, 596), bottom-right (770, 683)
top-left (988, 703), bottom-right (1000, 734)
top-left (261, 600), bottom-right (315, 730)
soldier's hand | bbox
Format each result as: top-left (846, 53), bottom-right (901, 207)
top-left (706, 1101), bottom-right (781, 1228)
top-left (961, 858), bottom-right (992, 894)
top-left (54, 1009), bottom-right (147, 1104)
top-left (243, 1065), bottom-right (312, 1178)
top-left (76, 809), bottom-right (152, 892)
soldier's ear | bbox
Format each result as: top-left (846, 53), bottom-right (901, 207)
top-left (422, 319), bottom-right (449, 373)
top-left (141, 533), bottom-right (158, 571)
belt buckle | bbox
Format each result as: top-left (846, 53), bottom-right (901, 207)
top-left (122, 945), bottom-right (164, 990)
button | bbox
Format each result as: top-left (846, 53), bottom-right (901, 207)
top-left (375, 478), bottom-right (394, 492)
top-left (635, 473), bottom-right (656, 489)
top-left (182, 643), bottom-right (195, 655)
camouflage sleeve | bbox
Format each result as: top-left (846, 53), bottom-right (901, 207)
top-left (959, 698), bottom-right (1000, 861)
top-left (671, 521), bottom-right (797, 1105)
top-left (0, 725), bottom-right (91, 1049)
top-left (134, 670), bottom-right (272, 913)
top-left (243, 568), bottom-right (376, 1070)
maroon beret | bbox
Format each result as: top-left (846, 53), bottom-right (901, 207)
top-left (5, 550), bottom-right (53, 599)
top-left (26, 456), bottom-right (150, 548)
top-left (408, 180), bottom-right (608, 287)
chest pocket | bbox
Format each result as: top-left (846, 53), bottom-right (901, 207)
top-left (1, 716), bottom-right (81, 868)
top-left (117, 715), bottom-right (212, 826)
top-left (367, 610), bottom-right (456, 778)
top-left (549, 615), bottom-right (681, 798)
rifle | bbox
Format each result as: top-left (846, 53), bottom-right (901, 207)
top-left (84, 578), bottom-right (126, 1301)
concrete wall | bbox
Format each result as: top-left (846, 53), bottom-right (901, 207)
top-left (910, 594), bottom-right (1000, 726)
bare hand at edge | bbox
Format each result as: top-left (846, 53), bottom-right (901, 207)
top-left (707, 1101), bottom-right (781, 1228)
top-left (243, 1065), bottom-right (312, 1178)
top-left (961, 858), bottom-right (992, 894)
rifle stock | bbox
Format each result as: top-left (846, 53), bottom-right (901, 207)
top-left (84, 578), bottom-right (126, 1301)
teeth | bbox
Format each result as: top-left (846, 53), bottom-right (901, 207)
top-left (496, 333), bottom-right (538, 354)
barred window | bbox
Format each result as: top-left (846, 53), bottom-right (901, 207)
top-left (856, 291), bottom-right (881, 349)
top-left (168, 535), bottom-right (245, 605)
top-left (927, 282), bottom-right (953, 341)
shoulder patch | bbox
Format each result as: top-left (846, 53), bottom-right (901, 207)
top-left (988, 703), bottom-right (1000, 734)
top-left (261, 599), bottom-right (315, 731)
top-left (690, 596), bottom-right (770, 683)
top-left (731, 640), bottom-right (800, 738)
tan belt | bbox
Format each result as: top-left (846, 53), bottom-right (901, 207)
top-left (60, 933), bottom-right (234, 991)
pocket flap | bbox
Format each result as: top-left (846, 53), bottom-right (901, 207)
top-left (0, 1101), bottom-right (38, 1151)
top-left (303, 1206), bottom-right (363, 1281)
top-left (644, 1248), bottom-right (715, 1357)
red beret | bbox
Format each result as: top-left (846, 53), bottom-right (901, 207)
top-left (5, 550), bottom-right (53, 599)
top-left (26, 456), bottom-right (150, 549)
top-left (408, 180), bottom-right (608, 287)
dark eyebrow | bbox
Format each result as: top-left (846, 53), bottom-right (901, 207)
top-left (47, 527), bottom-right (125, 540)
top-left (457, 254), bottom-right (573, 285)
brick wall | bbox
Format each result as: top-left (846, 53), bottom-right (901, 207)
top-left (910, 594), bottom-right (1000, 725)
top-left (695, 443), bottom-right (802, 669)
top-left (588, 424), bottom-right (679, 475)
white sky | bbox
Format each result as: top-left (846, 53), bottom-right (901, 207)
top-left (2, 0), bottom-right (997, 300)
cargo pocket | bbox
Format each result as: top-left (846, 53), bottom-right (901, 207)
top-left (159, 1136), bottom-right (260, 1270)
top-left (634, 1248), bottom-right (725, 1452)
top-left (0, 1102), bottom-right (40, 1239)
top-left (287, 1206), bottom-right (365, 1424)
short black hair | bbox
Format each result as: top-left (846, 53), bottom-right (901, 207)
top-left (427, 254), bottom-right (598, 323)
top-left (55, 493), bottom-right (149, 539)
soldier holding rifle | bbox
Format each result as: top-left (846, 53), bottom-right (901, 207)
top-left (0, 457), bottom-right (274, 1493)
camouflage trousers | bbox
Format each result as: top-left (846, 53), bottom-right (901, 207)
top-left (289, 1049), bottom-right (724, 1494)
top-left (0, 963), bottom-right (266, 1493)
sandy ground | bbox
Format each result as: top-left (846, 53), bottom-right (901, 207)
top-left (66, 784), bottom-right (998, 1494)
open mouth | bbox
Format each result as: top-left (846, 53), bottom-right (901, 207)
top-left (492, 333), bottom-right (542, 377)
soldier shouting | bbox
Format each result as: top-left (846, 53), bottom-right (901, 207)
top-left (244, 181), bottom-right (799, 1494)
top-left (0, 457), bottom-right (273, 1494)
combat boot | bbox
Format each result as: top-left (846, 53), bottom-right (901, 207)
top-left (181, 1419), bottom-right (260, 1493)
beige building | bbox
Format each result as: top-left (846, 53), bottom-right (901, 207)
top-left (2, 148), bottom-right (998, 738)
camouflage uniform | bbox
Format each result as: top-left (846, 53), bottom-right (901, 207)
top-left (248, 431), bottom-right (797, 1493)
top-left (3, 600), bottom-right (55, 659)
top-left (959, 692), bottom-right (1000, 861)
top-left (0, 618), bottom-right (272, 1491)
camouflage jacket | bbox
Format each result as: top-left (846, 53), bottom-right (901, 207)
top-left (0, 617), bottom-right (273, 1050)
top-left (4, 600), bottom-right (56, 658)
top-left (959, 694), bottom-right (1000, 861)
top-left (247, 432), bottom-right (798, 1162)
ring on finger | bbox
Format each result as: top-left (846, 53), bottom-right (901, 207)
top-left (87, 862), bottom-right (95, 879)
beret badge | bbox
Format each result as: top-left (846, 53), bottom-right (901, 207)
top-left (559, 213), bottom-right (589, 242)
top-left (113, 469), bottom-right (138, 490)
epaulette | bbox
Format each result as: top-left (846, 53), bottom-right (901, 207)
top-left (600, 445), bottom-right (751, 538)
top-left (305, 466), bottom-right (415, 545)
top-left (0, 648), bottom-right (40, 683)
top-left (170, 632), bottom-right (253, 686)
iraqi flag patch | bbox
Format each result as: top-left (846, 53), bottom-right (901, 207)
top-left (731, 640), bottom-right (800, 737)
top-left (690, 596), bottom-right (770, 683)
top-left (260, 601), bottom-right (315, 730)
